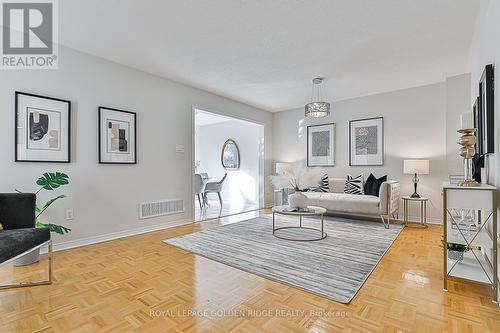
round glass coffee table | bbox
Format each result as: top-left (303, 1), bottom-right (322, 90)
top-left (272, 205), bottom-right (327, 241)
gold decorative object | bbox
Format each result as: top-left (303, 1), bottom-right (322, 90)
top-left (457, 128), bottom-right (479, 187)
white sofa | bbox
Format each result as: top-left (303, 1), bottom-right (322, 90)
top-left (302, 177), bottom-right (400, 228)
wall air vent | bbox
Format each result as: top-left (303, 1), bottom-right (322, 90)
top-left (139, 199), bottom-right (184, 219)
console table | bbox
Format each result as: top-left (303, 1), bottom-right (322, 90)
top-left (442, 183), bottom-right (498, 303)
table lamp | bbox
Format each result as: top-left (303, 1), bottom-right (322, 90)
top-left (403, 160), bottom-right (430, 198)
top-left (275, 162), bottom-right (293, 175)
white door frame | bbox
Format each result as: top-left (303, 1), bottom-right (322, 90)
top-left (191, 105), bottom-right (265, 221)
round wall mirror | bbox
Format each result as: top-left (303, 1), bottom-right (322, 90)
top-left (221, 139), bottom-right (240, 170)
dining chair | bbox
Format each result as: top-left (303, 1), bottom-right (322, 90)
top-left (204, 173), bottom-right (227, 207)
top-left (200, 173), bottom-right (209, 181)
top-left (194, 174), bottom-right (206, 209)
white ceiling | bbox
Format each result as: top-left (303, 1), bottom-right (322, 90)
top-left (59, 0), bottom-right (481, 112)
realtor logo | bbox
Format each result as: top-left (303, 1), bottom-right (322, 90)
top-left (1, 0), bottom-right (58, 69)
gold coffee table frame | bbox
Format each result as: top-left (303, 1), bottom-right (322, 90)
top-left (272, 205), bottom-right (327, 241)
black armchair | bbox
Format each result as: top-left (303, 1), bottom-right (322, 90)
top-left (0, 193), bottom-right (52, 290)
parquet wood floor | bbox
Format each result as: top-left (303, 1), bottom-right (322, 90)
top-left (1, 210), bottom-right (499, 332)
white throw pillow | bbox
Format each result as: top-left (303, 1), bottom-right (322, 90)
top-left (328, 178), bottom-right (346, 193)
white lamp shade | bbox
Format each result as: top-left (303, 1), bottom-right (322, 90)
top-left (403, 160), bottom-right (430, 175)
top-left (275, 162), bottom-right (293, 174)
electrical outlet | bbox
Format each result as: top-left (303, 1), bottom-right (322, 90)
top-left (66, 209), bottom-right (74, 220)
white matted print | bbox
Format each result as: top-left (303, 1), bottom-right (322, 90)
top-left (349, 117), bottom-right (384, 166)
top-left (99, 107), bottom-right (137, 164)
top-left (307, 123), bottom-right (335, 167)
top-left (15, 92), bottom-right (71, 162)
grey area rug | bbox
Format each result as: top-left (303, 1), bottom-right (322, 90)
top-left (164, 216), bottom-right (403, 303)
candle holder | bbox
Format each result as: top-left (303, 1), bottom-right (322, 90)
top-left (457, 128), bottom-right (479, 187)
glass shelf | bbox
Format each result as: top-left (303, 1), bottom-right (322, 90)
top-left (447, 250), bottom-right (493, 284)
top-left (447, 223), bottom-right (493, 247)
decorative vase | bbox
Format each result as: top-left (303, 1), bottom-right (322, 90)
top-left (448, 250), bottom-right (464, 262)
top-left (13, 248), bottom-right (40, 266)
top-left (457, 128), bottom-right (479, 187)
top-left (288, 191), bottom-right (308, 209)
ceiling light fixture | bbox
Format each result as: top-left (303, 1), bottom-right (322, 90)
top-left (305, 77), bottom-right (330, 118)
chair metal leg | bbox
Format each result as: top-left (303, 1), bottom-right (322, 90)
top-left (0, 240), bottom-right (53, 290)
top-left (197, 194), bottom-right (203, 209)
top-left (203, 193), bottom-right (210, 207)
top-left (217, 192), bottom-right (223, 207)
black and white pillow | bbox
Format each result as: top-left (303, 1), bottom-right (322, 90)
top-left (309, 174), bottom-right (329, 192)
top-left (344, 174), bottom-right (364, 195)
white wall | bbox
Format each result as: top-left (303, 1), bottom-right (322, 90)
top-left (195, 114), bottom-right (264, 207)
top-left (0, 46), bottom-right (273, 248)
top-left (446, 74), bottom-right (473, 175)
top-left (273, 78), bottom-right (469, 221)
top-left (468, 0), bottom-right (500, 188)
top-left (467, 0), bottom-right (500, 299)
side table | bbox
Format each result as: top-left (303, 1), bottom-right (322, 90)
top-left (402, 196), bottom-right (429, 228)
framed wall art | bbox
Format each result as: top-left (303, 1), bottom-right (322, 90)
top-left (98, 107), bottom-right (137, 164)
top-left (15, 91), bottom-right (71, 163)
top-left (479, 64), bottom-right (494, 154)
top-left (473, 96), bottom-right (483, 155)
top-left (349, 117), bottom-right (384, 166)
top-left (307, 123), bottom-right (335, 167)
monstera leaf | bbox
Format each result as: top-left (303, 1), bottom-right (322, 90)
top-left (36, 219), bottom-right (71, 235)
top-left (36, 195), bottom-right (67, 218)
top-left (36, 172), bottom-right (69, 190)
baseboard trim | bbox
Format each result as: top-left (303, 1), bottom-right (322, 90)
top-left (47, 218), bottom-right (193, 253)
top-left (404, 216), bottom-right (442, 225)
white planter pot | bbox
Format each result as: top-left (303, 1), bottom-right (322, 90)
top-left (288, 191), bottom-right (308, 209)
top-left (447, 250), bottom-right (464, 262)
top-left (13, 248), bottom-right (40, 266)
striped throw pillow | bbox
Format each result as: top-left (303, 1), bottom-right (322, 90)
top-left (344, 174), bottom-right (364, 195)
top-left (309, 174), bottom-right (329, 192)
top-left (318, 174), bottom-right (329, 192)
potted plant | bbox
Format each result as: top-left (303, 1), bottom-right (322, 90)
top-left (14, 172), bottom-right (71, 266)
top-left (269, 164), bottom-right (322, 210)
top-left (440, 238), bottom-right (477, 262)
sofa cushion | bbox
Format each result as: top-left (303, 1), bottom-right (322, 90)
top-left (344, 174), bottom-right (364, 195)
top-left (0, 193), bottom-right (36, 230)
top-left (364, 174), bottom-right (387, 197)
top-left (328, 178), bottom-right (345, 193)
top-left (303, 192), bottom-right (380, 215)
top-left (0, 228), bottom-right (50, 264)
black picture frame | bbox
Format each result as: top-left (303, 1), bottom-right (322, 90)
top-left (15, 91), bottom-right (71, 163)
top-left (349, 117), bottom-right (384, 166)
top-left (98, 106), bottom-right (137, 164)
top-left (473, 96), bottom-right (483, 155)
top-left (307, 123), bottom-right (335, 167)
top-left (479, 64), bottom-right (494, 154)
